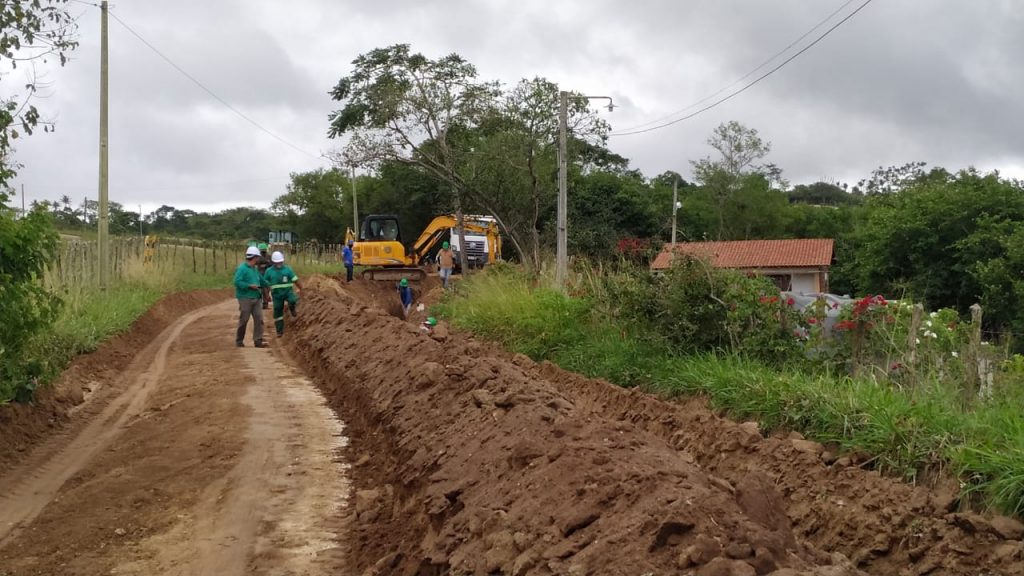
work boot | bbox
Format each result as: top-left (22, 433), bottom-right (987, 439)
top-left (254, 341), bottom-right (269, 348)
top-left (289, 305), bottom-right (297, 318)
top-left (236, 342), bottom-right (244, 348)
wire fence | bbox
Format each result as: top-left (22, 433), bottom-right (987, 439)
top-left (44, 236), bottom-right (346, 293)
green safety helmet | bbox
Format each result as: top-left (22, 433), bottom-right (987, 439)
top-left (258, 242), bottom-right (269, 251)
top-left (426, 316), bottom-right (437, 326)
top-left (442, 241), bottom-right (450, 249)
top-left (400, 278), bottom-right (409, 287)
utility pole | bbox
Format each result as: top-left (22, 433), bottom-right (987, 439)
top-left (350, 165), bottom-right (359, 233)
top-left (671, 177), bottom-right (679, 248)
top-left (21, 184), bottom-right (25, 217)
top-left (555, 91), bottom-right (614, 289)
top-left (139, 204), bottom-right (143, 236)
top-left (556, 90), bottom-right (568, 288)
top-left (97, 0), bottom-right (110, 289)
top-left (454, 189), bottom-right (469, 275)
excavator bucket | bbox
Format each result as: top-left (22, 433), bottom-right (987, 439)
top-left (361, 267), bottom-right (428, 283)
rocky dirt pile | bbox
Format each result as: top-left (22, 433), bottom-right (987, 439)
top-left (289, 278), bottom-right (1023, 576)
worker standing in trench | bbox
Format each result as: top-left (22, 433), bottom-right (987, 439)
top-left (264, 251), bottom-right (303, 337)
top-left (397, 278), bottom-right (414, 319)
top-left (437, 241), bottom-right (455, 290)
top-left (342, 239), bottom-right (354, 282)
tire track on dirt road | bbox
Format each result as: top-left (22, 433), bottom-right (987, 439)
top-left (0, 302), bottom-right (222, 545)
top-left (0, 300), bottom-right (350, 576)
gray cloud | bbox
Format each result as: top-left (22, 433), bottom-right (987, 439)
top-left (9, 0), bottom-right (1024, 215)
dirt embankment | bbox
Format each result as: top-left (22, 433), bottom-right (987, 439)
top-left (290, 278), bottom-right (1023, 576)
top-left (0, 289), bottom-right (230, 475)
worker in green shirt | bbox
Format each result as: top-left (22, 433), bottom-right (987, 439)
top-left (234, 246), bottom-right (268, 348)
top-left (264, 251), bottom-right (303, 336)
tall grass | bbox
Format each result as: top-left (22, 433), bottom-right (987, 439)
top-left (437, 268), bottom-right (1024, 518)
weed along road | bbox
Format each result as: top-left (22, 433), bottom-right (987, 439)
top-left (0, 299), bottom-right (349, 576)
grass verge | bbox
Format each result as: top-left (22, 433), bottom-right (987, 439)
top-left (436, 269), bottom-right (1024, 518)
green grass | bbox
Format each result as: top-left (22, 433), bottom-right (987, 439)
top-left (437, 268), bottom-right (1024, 518)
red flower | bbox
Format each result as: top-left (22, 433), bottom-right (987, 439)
top-left (786, 297), bottom-right (795, 306)
top-left (807, 317), bottom-right (818, 325)
top-left (759, 296), bottom-right (770, 304)
top-left (835, 320), bottom-right (857, 331)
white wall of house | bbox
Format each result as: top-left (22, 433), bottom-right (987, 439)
top-left (791, 273), bottom-right (818, 293)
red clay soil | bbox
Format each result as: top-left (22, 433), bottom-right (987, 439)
top-left (288, 278), bottom-right (1024, 575)
top-left (0, 288), bottom-right (230, 475)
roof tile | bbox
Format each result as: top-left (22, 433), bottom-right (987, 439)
top-left (651, 239), bottom-right (834, 270)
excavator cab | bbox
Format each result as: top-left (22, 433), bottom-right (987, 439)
top-left (347, 214), bottom-right (423, 281)
top-left (359, 215), bottom-right (402, 243)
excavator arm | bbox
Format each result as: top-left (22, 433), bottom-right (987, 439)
top-left (408, 216), bottom-right (501, 265)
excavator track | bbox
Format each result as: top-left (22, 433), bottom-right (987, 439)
top-left (361, 267), bottom-right (427, 282)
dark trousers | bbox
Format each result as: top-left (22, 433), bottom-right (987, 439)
top-left (236, 297), bottom-right (264, 345)
top-left (345, 264), bottom-right (353, 282)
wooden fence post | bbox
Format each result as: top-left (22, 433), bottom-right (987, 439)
top-left (965, 303), bottom-right (983, 403)
top-left (905, 303), bottom-right (924, 370)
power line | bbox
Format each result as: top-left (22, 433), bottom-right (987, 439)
top-left (617, 0), bottom-right (859, 133)
top-left (106, 8), bottom-right (323, 160)
top-left (610, 0), bottom-right (874, 137)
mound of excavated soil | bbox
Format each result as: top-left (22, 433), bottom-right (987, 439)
top-left (0, 289), bottom-right (230, 475)
top-left (289, 278), bottom-right (1024, 576)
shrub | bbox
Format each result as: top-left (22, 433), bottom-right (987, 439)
top-left (0, 199), bottom-right (61, 403)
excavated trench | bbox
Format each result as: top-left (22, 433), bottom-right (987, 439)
top-left (289, 276), bottom-right (1023, 576)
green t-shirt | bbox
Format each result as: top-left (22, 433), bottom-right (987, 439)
top-left (233, 262), bottom-right (263, 299)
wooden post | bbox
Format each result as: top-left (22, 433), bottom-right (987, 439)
top-left (905, 303), bottom-right (924, 369)
top-left (852, 319), bottom-right (866, 377)
top-left (965, 303), bottom-right (983, 403)
top-left (192, 242), bottom-right (197, 274)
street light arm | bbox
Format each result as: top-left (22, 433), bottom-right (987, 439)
top-left (568, 95), bottom-right (616, 112)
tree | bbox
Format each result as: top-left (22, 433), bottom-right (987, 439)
top-left (1, 0), bottom-right (79, 185)
top-left (464, 77), bottom-right (610, 268)
top-left (691, 120), bottom-right (771, 181)
top-left (272, 169), bottom-right (348, 243)
top-left (847, 168), bottom-right (1024, 319)
top-left (690, 121), bottom-right (778, 240)
top-left (327, 44), bottom-right (505, 269)
top-left (788, 181), bottom-right (861, 206)
top-left (0, 189), bottom-right (61, 402)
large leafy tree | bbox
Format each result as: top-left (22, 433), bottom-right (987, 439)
top-left (465, 77), bottom-right (610, 268)
top-left (689, 121), bottom-right (787, 240)
top-left (327, 44), bottom-right (508, 264)
top-left (1, 0), bottom-right (79, 185)
top-left (847, 168), bottom-right (1024, 317)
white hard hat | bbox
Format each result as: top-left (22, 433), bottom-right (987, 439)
top-left (271, 251), bottom-right (285, 263)
top-left (246, 246), bottom-right (261, 258)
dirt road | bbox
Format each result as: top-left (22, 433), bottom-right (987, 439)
top-left (0, 299), bottom-right (349, 576)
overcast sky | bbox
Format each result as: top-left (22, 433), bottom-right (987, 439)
top-left (7, 0), bottom-right (1024, 215)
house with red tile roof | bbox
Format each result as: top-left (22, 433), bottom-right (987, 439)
top-left (651, 239), bottom-right (834, 293)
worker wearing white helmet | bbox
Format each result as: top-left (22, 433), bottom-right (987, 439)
top-left (263, 250), bottom-right (303, 337)
top-left (233, 245), bottom-right (268, 348)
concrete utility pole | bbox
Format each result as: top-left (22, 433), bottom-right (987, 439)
top-left (556, 91), bottom-right (568, 287)
top-left (555, 91), bottom-right (615, 289)
top-left (350, 165), bottom-right (359, 233)
top-left (671, 177), bottom-right (679, 248)
top-left (97, 0), bottom-right (110, 289)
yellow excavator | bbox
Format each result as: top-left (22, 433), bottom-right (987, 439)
top-left (344, 214), bottom-right (502, 281)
